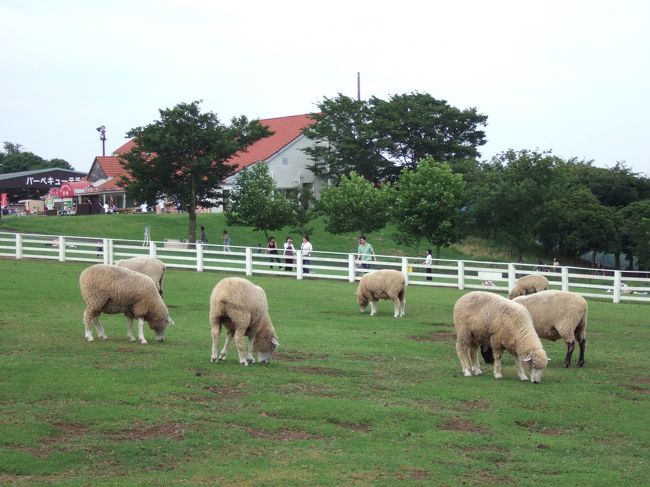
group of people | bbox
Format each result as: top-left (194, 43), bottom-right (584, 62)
top-left (267, 235), bottom-right (312, 273)
top-left (198, 227), bottom-right (231, 252)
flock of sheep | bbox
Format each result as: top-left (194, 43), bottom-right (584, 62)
top-left (79, 259), bottom-right (587, 383)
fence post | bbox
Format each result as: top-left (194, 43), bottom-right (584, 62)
top-left (102, 239), bottom-right (110, 264)
top-left (59, 236), bottom-right (65, 262)
top-left (107, 239), bottom-right (114, 264)
top-left (401, 257), bottom-right (409, 286)
top-left (245, 247), bottom-right (253, 276)
top-left (149, 241), bottom-right (157, 258)
top-left (196, 243), bottom-right (204, 272)
top-left (16, 233), bottom-right (22, 259)
top-left (507, 264), bottom-right (516, 293)
top-left (297, 250), bottom-right (304, 280)
top-left (613, 270), bottom-right (621, 304)
top-left (348, 254), bottom-right (356, 282)
top-left (458, 261), bottom-right (465, 290)
top-left (561, 267), bottom-right (569, 292)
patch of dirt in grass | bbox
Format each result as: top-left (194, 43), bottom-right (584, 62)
top-left (114, 347), bottom-right (147, 353)
top-left (465, 469), bottom-right (516, 485)
top-left (398, 468), bottom-right (430, 480)
top-left (344, 353), bottom-right (388, 362)
top-left (636, 377), bottom-right (650, 384)
top-left (203, 384), bottom-right (248, 400)
top-left (8, 421), bottom-right (90, 458)
top-left (231, 424), bottom-right (319, 441)
top-left (191, 368), bottom-right (208, 376)
top-left (515, 419), bottom-right (573, 436)
top-left (626, 386), bottom-right (650, 395)
top-left (410, 332), bottom-right (456, 342)
top-left (274, 351), bottom-right (329, 362)
top-left (292, 366), bottom-right (348, 376)
top-left (458, 399), bottom-right (490, 411)
top-left (328, 419), bottom-right (372, 432)
top-left (276, 382), bottom-right (338, 397)
top-left (104, 422), bottom-right (187, 441)
top-left (441, 417), bottom-right (487, 433)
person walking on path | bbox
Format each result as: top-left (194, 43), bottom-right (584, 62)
top-left (301, 235), bottom-right (312, 274)
top-left (223, 230), bottom-right (231, 252)
top-left (357, 236), bottom-right (376, 270)
top-left (283, 236), bottom-right (296, 272)
top-left (200, 226), bottom-right (208, 244)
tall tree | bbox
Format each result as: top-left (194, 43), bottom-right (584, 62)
top-left (120, 100), bottom-right (272, 243)
top-left (618, 200), bottom-right (650, 270)
top-left (225, 163), bottom-right (297, 240)
top-left (301, 94), bottom-right (392, 183)
top-left (316, 172), bottom-right (390, 235)
top-left (391, 157), bottom-right (467, 257)
top-left (0, 142), bottom-right (73, 174)
top-left (371, 92), bottom-right (488, 169)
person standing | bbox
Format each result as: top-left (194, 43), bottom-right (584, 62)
top-left (301, 235), bottom-right (312, 274)
top-left (422, 249), bottom-right (433, 281)
top-left (223, 230), bottom-right (231, 252)
top-left (267, 236), bottom-right (279, 269)
top-left (553, 257), bottom-right (560, 272)
top-left (357, 235), bottom-right (376, 270)
top-left (283, 236), bottom-right (296, 272)
top-left (200, 226), bottom-right (208, 244)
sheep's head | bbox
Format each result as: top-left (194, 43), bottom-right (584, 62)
top-left (356, 289), bottom-right (369, 313)
top-left (523, 349), bottom-right (549, 383)
top-left (254, 327), bottom-right (280, 363)
top-left (150, 315), bottom-right (174, 342)
top-left (508, 288), bottom-right (522, 299)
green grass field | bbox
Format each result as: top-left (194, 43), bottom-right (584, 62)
top-left (0, 258), bottom-right (648, 486)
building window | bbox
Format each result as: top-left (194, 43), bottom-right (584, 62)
top-left (282, 157), bottom-right (288, 165)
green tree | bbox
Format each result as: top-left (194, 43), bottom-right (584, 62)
top-left (618, 200), bottom-right (650, 270)
top-left (391, 157), bottom-right (466, 257)
top-left (302, 94), bottom-right (392, 183)
top-left (285, 185), bottom-right (315, 237)
top-left (225, 164), bottom-right (297, 240)
top-left (316, 172), bottom-right (390, 235)
top-left (120, 100), bottom-right (272, 243)
top-left (371, 92), bottom-right (488, 169)
top-left (0, 142), bottom-right (73, 174)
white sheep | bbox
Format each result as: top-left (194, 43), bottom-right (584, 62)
top-left (453, 291), bottom-right (549, 383)
top-left (508, 274), bottom-right (549, 299)
top-left (356, 269), bottom-right (406, 318)
top-left (80, 264), bottom-right (173, 344)
top-left (514, 290), bottom-right (587, 367)
top-left (209, 277), bottom-right (280, 366)
top-left (115, 256), bottom-right (166, 297)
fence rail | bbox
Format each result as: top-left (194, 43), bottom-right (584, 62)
top-left (1, 231), bottom-right (648, 304)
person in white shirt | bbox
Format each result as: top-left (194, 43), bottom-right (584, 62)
top-left (301, 235), bottom-right (312, 274)
top-left (283, 236), bottom-right (296, 272)
top-left (140, 202), bottom-right (148, 213)
top-left (422, 249), bottom-right (433, 281)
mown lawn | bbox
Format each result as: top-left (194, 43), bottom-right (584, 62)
top-left (0, 258), bottom-right (648, 486)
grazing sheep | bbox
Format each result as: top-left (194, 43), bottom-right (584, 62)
top-left (115, 256), bottom-right (166, 297)
top-left (356, 269), bottom-right (406, 318)
top-left (209, 277), bottom-right (280, 366)
top-left (514, 290), bottom-right (587, 367)
top-left (453, 291), bottom-right (549, 383)
top-left (508, 274), bottom-right (549, 299)
top-left (80, 264), bottom-right (173, 344)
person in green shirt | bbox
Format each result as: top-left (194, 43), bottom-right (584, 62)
top-left (357, 235), bottom-right (376, 270)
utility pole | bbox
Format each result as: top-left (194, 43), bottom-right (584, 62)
top-left (357, 72), bottom-right (361, 101)
top-left (96, 125), bottom-right (106, 156)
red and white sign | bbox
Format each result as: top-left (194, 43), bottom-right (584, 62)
top-left (0, 193), bottom-right (7, 207)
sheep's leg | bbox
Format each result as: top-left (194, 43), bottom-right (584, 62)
top-left (469, 344), bottom-right (482, 375)
top-left (514, 355), bottom-right (529, 381)
top-left (492, 348), bottom-right (504, 379)
top-left (393, 298), bottom-right (400, 318)
top-left (233, 329), bottom-right (249, 366)
top-left (370, 301), bottom-right (378, 316)
top-left (137, 319), bottom-right (147, 345)
top-left (210, 324), bottom-right (222, 362)
top-left (246, 336), bottom-right (256, 364)
top-left (562, 340), bottom-right (576, 368)
top-left (127, 318), bottom-right (136, 342)
top-left (577, 338), bottom-right (586, 367)
top-left (93, 317), bottom-right (107, 340)
top-left (399, 298), bottom-right (405, 317)
top-left (218, 332), bottom-right (235, 362)
top-left (455, 341), bottom-right (473, 377)
top-left (83, 309), bottom-right (95, 342)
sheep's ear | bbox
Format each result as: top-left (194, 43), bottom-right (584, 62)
top-left (523, 354), bottom-right (532, 362)
top-left (271, 336), bottom-right (280, 349)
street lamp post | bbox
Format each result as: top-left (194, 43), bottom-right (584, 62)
top-left (96, 125), bottom-right (106, 156)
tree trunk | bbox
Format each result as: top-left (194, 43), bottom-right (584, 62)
top-left (435, 245), bottom-right (441, 259)
top-left (627, 252), bottom-right (634, 271)
top-left (614, 252), bottom-right (621, 270)
top-left (188, 179), bottom-right (197, 243)
top-left (591, 250), bottom-right (597, 267)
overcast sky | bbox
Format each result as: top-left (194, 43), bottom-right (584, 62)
top-left (1, 0), bottom-right (649, 176)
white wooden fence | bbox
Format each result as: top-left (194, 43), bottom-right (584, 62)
top-left (1, 231), bottom-right (648, 304)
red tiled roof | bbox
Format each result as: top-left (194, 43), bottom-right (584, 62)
top-left (112, 139), bottom-right (137, 155)
top-left (95, 156), bottom-right (125, 177)
top-left (227, 114), bottom-right (313, 171)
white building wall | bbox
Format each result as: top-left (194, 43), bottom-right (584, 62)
top-left (265, 135), bottom-right (324, 198)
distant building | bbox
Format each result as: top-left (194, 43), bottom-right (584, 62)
top-left (0, 168), bottom-right (87, 204)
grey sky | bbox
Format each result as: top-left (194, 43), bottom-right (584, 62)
top-left (1, 0), bottom-right (648, 176)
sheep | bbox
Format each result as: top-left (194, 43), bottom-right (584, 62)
top-left (79, 264), bottom-right (173, 344)
top-left (209, 277), bottom-right (280, 366)
top-left (513, 290), bottom-right (587, 367)
top-left (453, 291), bottom-right (549, 383)
top-left (115, 256), bottom-right (166, 297)
top-left (356, 269), bottom-right (406, 318)
top-left (508, 274), bottom-right (549, 299)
